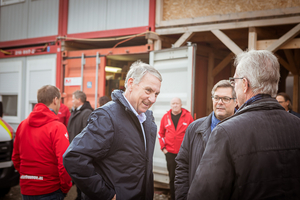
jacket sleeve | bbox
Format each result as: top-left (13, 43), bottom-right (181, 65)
top-left (187, 126), bottom-right (234, 200)
top-left (52, 124), bottom-right (72, 194)
top-left (12, 124), bottom-right (21, 172)
top-left (175, 124), bottom-right (193, 200)
top-left (158, 114), bottom-right (167, 150)
top-left (63, 110), bottom-right (115, 200)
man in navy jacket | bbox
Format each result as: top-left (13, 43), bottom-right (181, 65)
top-left (63, 61), bottom-right (162, 200)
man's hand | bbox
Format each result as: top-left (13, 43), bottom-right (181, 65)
top-left (163, 148), bottom-right (168, 154)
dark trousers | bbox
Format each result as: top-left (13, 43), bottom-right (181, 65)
top-left (165, 152), bottom-right (177, 200)
top-left (22, 189), bottom-right (65, 200)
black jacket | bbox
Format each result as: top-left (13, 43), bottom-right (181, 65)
top-left (175, 112), bottom-right (213, 200)
top-left (188, 97), bottom-right (300, 200)
top-left (67, 101), bottom-right (93, 142)
top-left (63, 90), bottom-right (157, 200)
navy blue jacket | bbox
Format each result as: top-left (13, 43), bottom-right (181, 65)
top-left (63, 90), bottom-right (157, 200)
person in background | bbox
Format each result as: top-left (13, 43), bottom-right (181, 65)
top-left (67, 90), bottom-right (93, 200)
top-left (57, 93), bottom-right (71, 127)
top-left (175, 80), bottom-right (236, 200)
top-left (158, 97), bottom-right (193, 200)
top-left (63, 60), bottom-right (162, 200)
top-left (12, 85), bottom-right (72, 200)
top-left (98, 95), bottom-right (110, 107)
top-left (276, 92), bottom-right (300, 118)
top-left (188, 50), bottom-right (300, 199)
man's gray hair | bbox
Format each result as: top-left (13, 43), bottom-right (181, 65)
top-left (73, 90), bottom-right (86, 103)
top-left (234, 50), bottom-right (280, 97)
top-left (125, 60), bottom-right (162, 88)
top-left (211, 80), bottom-right (236, 99)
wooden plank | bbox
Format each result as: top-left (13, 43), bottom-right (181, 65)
top-left (266, 23), bottom-right (300, 52)
top-left (284, 49), bottom-right (298, 74)
top-left (293, 75), bottom-right (299, 112)
top-left (173, 32), bottom-right (195, 47)
top-left (158, 7), bottom-right (300, 27)
top-left (257, 38), bottom-right (300, 50)
top-left (275, 53), bottom-right (297, 75)
top-left (154, 39), bottom-right (162, 51)
top-left (145, 32), bottom-right (160, 40)
top-left (206, 52), bottom-right (214, 115)
top-left (155, 0), bottom-right (163, 27)
top-left (294, 49), bottom-right (300, 67)
top-left (156, 16), bottom-right (300, 35)
top-left (212, 53), bottom-right (234, 77)
top-left (248, 27), bottom-right (257, 50)
top-left (211, 29), bottom-right (243, 55)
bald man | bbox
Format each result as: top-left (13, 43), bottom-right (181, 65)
top-left (158, 97), bottom-right (194, 200)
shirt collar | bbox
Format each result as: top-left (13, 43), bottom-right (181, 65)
top-left (211, 111), bottom-right (220, 131)
top-left (49, 108), bottom-right (56, 115)
top-left (76, 104), bottom-right (83, 111)
top-left (238, 93), bottom-right (271, 111)
top-left (123, 93), bottom-right (146, 124)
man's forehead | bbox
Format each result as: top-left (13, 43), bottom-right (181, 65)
top-left (215, 87), bottom-right (233, 96)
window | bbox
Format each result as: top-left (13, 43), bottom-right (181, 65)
top-left (1, 95), bottom-right (18, 116)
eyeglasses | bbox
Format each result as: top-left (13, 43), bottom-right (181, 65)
top-left (211, 95), bottom-right (236, 104)
top-left (229, 77), bottom-right (244, 86)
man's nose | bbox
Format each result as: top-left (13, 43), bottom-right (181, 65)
top-left (148, 93), bottom-right (156, 103)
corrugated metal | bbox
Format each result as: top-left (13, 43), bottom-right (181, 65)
top-left (68, 0), bottom-right (149, 34)
top-left (0, 2), bottom-right (28, 41)
top-left (0, 0), bottom-right (59, 42)
top-left (28, 0), bottom-right (59, 38)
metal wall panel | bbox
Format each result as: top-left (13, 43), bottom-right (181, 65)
top-left (0, 2), bottom-right (28, 41)
top-left (28, 0), bottom-right (59, 38)
top-left (68, 0), bottom-right (149, 34)
top-left (0, 0), bottom-right (59, 42)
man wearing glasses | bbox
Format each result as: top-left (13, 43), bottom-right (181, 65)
top-left (175, 80), bottom-right (236, 200)
top-left (188, 50), bottom-right (300, 199)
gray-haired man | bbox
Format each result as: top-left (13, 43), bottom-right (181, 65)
top-left (63, 61), bottom-right (162, 200)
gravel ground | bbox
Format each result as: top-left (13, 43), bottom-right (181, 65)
top-left (0, 185), bottom-right (169, 200)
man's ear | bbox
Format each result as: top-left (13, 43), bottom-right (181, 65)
top-left (53, 97), bottom-right (58, 105)
top-left (127, 78), bottom-right (134, 91)
top-left (243, 78), bottom-right (249, 93)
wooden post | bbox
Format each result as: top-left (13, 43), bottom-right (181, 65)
top-left (248, 27), bottom-right (257, 50)
top-left (206, 52), bottom-right (214, 115)
top-left (293, 74), bottom-right (299, 112)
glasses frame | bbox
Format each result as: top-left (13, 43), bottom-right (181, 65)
top-left (229, 77), bottom-right (244, 86)
top-left (211, 95), bottom-right (236, 104)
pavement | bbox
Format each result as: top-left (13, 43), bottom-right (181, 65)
top-left (0, 185), bottom-right (169, 200)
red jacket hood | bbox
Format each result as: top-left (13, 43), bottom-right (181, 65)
top-left (27, 103), bottom-right (59, 127)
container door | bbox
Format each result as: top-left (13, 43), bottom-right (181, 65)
top-left (149, 44), bottom-right (196, 185)
top-left (25, 55), bottom-right (57, 117)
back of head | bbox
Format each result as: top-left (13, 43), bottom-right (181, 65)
top-left (99, 96), bottom-right (110, 107)
top-left (125, 60), bottom-right (162, 88)
top-left (211, 80), bottom-right (236, 98)
top-left (37, 85), bottom-right (61, 106)
top-left (73, 90), bottom-right (86, 103)
top-left (234, 50), bottom-right (280, 97)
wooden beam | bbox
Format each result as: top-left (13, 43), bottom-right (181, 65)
top-left (248, 27), bottom-right (257, 50)
top-left (156, 16), bottom-right (300, 35)
top-left (211, 29), bottom-right (243, 55)
top-left (266, 23), bottom-right (300, 52)
top-left (293, 75), bottom-right (299, 112)
top-left (155, 0), bottom-right (163, 26)
top-left (154, 39), bottom-right (162, 50)
top-left (206, 52), bottom-right (214, 115)
top-left (145, 32), bottom-right (160, 40)
top-left (212, 53), bottom-right (234, 77)
top-left (294, 49), bottom-right (300, 67)
top-left (257, 38), bottom-right (300, 50)
top-left (173, 32), bottom-right (195, 47)
top-left (284, 49), bottom-right (298, 75)
top-left (276, 53), bottom-right (298, 75)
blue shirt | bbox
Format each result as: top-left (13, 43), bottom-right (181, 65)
top-left (238, 94), bottom-right (271, 112)
top-left (211, 111), bottom-right (220, 132)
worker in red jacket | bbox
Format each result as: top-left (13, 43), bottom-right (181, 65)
top-left (158, 97), bottom-right (194, 200)
top-left (57, 93), bottom-right (71, 127)
top-left (12, 85), bottom-right (72, 199)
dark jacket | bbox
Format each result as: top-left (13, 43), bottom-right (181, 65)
top-left (67, 101), bottom-right (93, 142)
top-left (289, 110), bottom-right (300, 118)
top-left (63, 90), bottom-right (157, 200)
top-left (175, 112), bottom-right (213, 200)
top-left (188, 97), bottom-right (300, 200)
